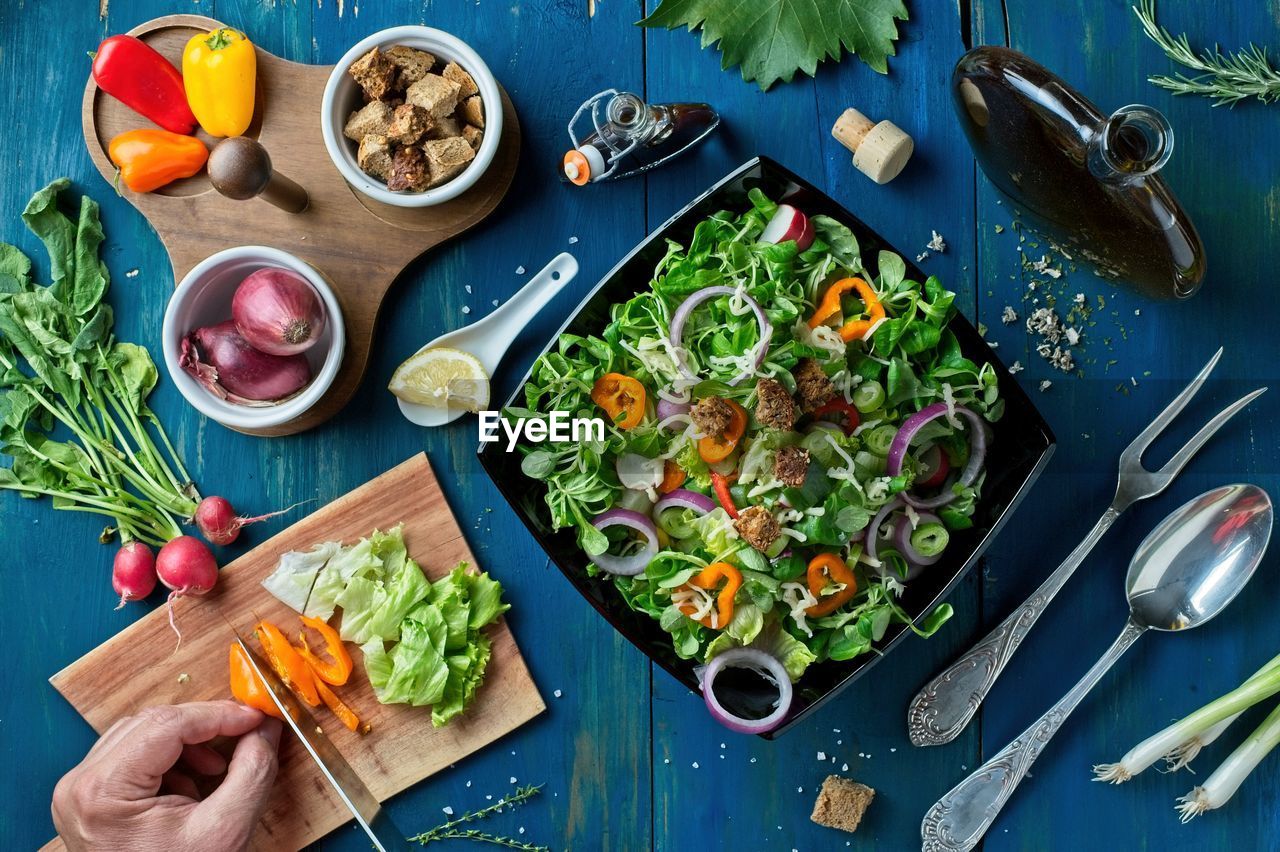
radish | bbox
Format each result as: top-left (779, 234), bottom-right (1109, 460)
top-left (112, 542), bottom-right (156, 610)
top-left (155, 535), bottom-right (219, 645)
top-left (195, 496), bottom-right (308, 546)
top-left (760, 204), bottom-right (815, 251)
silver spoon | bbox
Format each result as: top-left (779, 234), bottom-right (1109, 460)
top-left (921, 483), bottom-right (1273, 852)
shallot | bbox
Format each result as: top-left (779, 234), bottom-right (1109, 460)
top-left (112, 542), bottom-right (157, 609)
top-left (180, 321), bottom-right (311, 405)
top-left (232, 267), bottom-right (326, 356)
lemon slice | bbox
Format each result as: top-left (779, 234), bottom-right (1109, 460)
top-left (388, 347), bottom-right (490, 412)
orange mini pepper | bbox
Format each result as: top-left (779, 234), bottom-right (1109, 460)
top-left (808, 277), bottom-right (885, 343)
top-left (657, 460), bottom-right (687, 494)
top-left (108, 129), bottom-right (208, 193)
top-left (296, 615), bottom-right (353, 686)
top-left (591, 372), bottom-right (647, 430)
top-left (228, 642), bottom-right (284, 720)
top-left (678, 561), bottom-right (743, 629)
top-left (805, 553), bottom-right (858, 617)
top-left (315, 679), bottom-right (363, 733)
top-left (255, 620), bottom-right (320, 707)
top-left (697, 400), bottom-right (748, 463)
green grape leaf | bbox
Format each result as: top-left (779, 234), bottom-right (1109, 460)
top-left (640, 0), bottom-right (909, 90)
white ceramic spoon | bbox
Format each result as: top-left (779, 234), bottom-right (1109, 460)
top-left (396, 252), bottom-right (580, 427)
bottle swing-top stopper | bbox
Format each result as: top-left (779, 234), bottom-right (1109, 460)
top-left (208, 137), bottom-right (310, 213)
top-left (831, 108), bottom-right (914, 185)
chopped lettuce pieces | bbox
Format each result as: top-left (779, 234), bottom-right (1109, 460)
top-left (260, 541), bottom-right (341, 613)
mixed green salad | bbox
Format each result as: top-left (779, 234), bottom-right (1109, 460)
top-left (512, 190), bottom-right (1001, 720)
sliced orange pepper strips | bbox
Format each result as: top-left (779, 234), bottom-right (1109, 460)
top-left (296, 615), bottom-right (353, 686)
top-left (228, 642), bottom-right (284, 720)
top-left (315, 679), bottom-right (363, 733)
top-left (805, 553), bottom-right (858, 617)
top-left (255, 620), bottom-right (321, 707)
top-left (808, 277), bottom-right (885, 343)
top-left (697, 400), bottom-right (748, 463)
top-left (591, 372), bottom-right (647, 429)
top-left (657, 460), bottom-right (687, 494)
top-left (678, 562), bottom-right (743, 629)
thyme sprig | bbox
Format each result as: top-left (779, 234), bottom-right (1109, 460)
top-left (1134, 1), bottom-right (1280, 106)
top-left (410, 784), bottom-right (547, 850)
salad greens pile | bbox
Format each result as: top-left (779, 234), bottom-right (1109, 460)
top-left (264, 525), bottom-right (509, 726)
top-left (513, 190), bottom-right (1002, 682)
top-left (0, 179), bottom-right (199, 546)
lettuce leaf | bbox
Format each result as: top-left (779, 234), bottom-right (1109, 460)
top-left (705, 617), bottom-right (817, 682)
top-left (304, 537), bottom-right (379, 620)
top-left (260, 541), bottom-right (339, 613)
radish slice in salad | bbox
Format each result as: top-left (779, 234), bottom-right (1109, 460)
top-left (702, 647), bottom-right (794, 734)
top-left (886, 402), bottom-right (987, 508)
top-left (668, 286), bottom-right (772, 386)
top-left (759, 204), bottom-right (815, 251)
top-left (591, 508), bottom-right (659, 576)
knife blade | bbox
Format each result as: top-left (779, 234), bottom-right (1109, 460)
top-left (233, 632), bottom-right (412, 851)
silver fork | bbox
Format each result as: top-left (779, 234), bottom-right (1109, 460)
top-left (906, 347), bottom-right (1265, 747)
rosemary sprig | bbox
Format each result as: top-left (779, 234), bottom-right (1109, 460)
top-left (410, 784), bottom-right (547, 850)
top-left (1134, 1), bottom-right (1280, 106)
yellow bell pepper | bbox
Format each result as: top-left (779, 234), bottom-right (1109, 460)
top-left (182, 28), bottom-right (256, 138)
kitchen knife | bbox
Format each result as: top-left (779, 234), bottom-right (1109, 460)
top-left (233, 633), bottom-right (413, 851)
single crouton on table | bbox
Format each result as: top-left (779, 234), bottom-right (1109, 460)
top-left (810, 775), bottom-right (875, 834)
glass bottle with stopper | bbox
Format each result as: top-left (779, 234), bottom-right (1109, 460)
top-left (953, 46), bottom-right (1205, 299)
top-left (561, 90), bottom-right (719, 185)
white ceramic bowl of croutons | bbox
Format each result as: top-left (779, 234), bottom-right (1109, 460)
top-left (321, 26), bottom-right (502, 208)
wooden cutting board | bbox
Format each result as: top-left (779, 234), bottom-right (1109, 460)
top-left (82, 14), bottom-right (521, 437)
top-left (47, 453), bottom-right (544, 850)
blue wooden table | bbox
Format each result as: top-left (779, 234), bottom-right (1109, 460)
top-left (3, 1), bottom-right (1278, 849)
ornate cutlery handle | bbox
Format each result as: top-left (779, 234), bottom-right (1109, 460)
top-left (921, 618), bottom-right (1146, 852)
top-left (907, 506), bottom-right (1121, 747)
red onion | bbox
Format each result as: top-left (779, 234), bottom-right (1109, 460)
top-left (656, 397), bottom-right (692, 426)
top-left (668, 287), bottom-right (772, 386)
top-left (865, 496), bottom-right (903, 564)
top-left (702, 647), bottom-right (793, 734)
top-left (591, 508), bottom-right (660, 576)
top-left (232, 267), bottom-right (327, 356)
top-left (885, 403), bottom-right (987, 509)
top-left (181, 321), bottom-right (312, 405)
top-left (895, 511), bottom-right (944, 567)
top-left (654, 488), bottom-right (716, 516)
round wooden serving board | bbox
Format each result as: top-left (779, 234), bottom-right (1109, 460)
top-left (82, 14), bottom-right (521, 436)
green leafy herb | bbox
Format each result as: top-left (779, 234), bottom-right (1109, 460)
top-left (411, 784), bottom-right (548, 850)
top-left (0, 180), bottom-right (198, 546)
top-left (639, 0), bottom-right (909, 91)
top-left (1135, 1), bottom-right (1280, 106)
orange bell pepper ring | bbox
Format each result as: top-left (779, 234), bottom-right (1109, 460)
top-left (697, 400), bottom-right (748, 463)
top-left (296, 615), bottom-right (353, 686)
top-left (678, 561), bottom-right (743, 629)
top-left (255, 620), bottom-right (321, 707)
top-left (805, 553), bottom-right (858, 617)
top-left (228, 642), bottom-right (284, 720)
top-left (316, 679), bottom-right (364, 733)
top-left (808, 277), bottom-right (885, 342)
top-left (591, 372), bottom-right (647, 430)
top-left (657, 460), bottom-right (687, 494)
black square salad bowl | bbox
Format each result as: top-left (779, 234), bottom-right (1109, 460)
top-left (478, 156), bottom-right (1054, 737)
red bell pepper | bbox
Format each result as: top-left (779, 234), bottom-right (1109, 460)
top-left (92, 35), bottom-right (197, 135)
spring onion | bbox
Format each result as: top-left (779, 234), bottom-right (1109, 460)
top-left (851, 380), bottom-right (886, 413)
top-left (1174, 701), bottom-right (1280, 821)
top-left (1093, 651), bottom-right (1280, 784)
top-left (1164, 654), bottom-right (1280, 771)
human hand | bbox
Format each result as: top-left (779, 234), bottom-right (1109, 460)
top-left (52, 700), bottom-right (283, 852)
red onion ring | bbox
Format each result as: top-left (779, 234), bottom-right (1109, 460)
top-left (656, 397), bottom-right (692, 424)
top-left (865, 496), bottom-right (903, 564)
top-left (895, 511), bottom-right (944, 567)
top-left (654, 489), bottom-right (716, 516)
top-left (886, 403), bottom-right (987, 509)
top-left (702, 647), bottom-right (793, 734)
top-left (590, 508), bottom-right (659, 576)
top-left (668, 286), bottom-right (772, 386)
top-left (903, 474), bottom-right (959, 509)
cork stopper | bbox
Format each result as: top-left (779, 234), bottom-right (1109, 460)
top-left (831, 108), bottom-right (914, 185)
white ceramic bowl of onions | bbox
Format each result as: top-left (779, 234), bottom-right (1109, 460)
top-left (161, 246), bottom-right (346, 431)
top-left (320, 26), bottom-right (503, 207)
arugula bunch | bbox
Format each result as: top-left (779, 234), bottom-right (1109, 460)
top-left (515, 190), bottom-right (1000, 675)
top-left (0, 180), bottom-right (198, 546)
